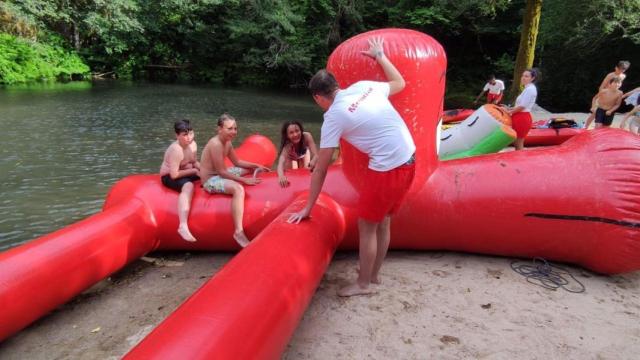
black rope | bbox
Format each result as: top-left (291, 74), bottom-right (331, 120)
top-left (510, 257), bottom-right (586, 293)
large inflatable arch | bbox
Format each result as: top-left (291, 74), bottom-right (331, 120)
top-left (1, 29), bottom-right (640, 359)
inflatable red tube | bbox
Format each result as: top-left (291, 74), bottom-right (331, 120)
top-left (125, 193), bottom-right (346, 359)
top-left (328, 28), bottom-right (446, 186)
top-left (99, 129), bottom-right (640, 276)
top-left (0, 135), bottom-right (277, 341)
top-left (393, 128), bottom-right (640, 274)
top-left (525, 127), bottom-right (587, 146)
top-left (0, 199), bottom-right (157, 340)
top-left (3, 28), bottom-right (640, 356)
top-left (104, 166), bottom-right (360, 251)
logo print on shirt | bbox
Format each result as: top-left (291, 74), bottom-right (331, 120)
top-left (348, 87), bottom-right (374, 113)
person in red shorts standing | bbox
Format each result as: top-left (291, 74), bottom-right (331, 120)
top-left (287, 37), bottom-right (416, 297)
top-left (506, 68), bottom-right (539, 150)
top-left (474, 74), bottom-right (505, 105)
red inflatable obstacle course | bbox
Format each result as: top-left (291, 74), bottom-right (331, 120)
top-left (2, 29), bottom-right (640, 359)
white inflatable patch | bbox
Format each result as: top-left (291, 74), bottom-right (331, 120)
top-left (439, 105), bottom-right (507, 158)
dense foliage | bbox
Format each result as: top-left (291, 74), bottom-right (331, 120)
top-left (0, 33), bottom-right (89, 83)
top-left (1, 0), bottom-right (639, 110)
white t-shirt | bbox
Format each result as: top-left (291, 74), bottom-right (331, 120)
top-left (515, 83), bottom-right (538, 112)
top-left (483, 80), bottom-right (505, 95)
top-left (320, 81), bottom-right (416, 171)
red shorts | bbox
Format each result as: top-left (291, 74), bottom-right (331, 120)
top-left (487, 93), bottom-right (503, 104)
top-left (358, 162), bottom-right (416, 223)
top-left (511, 111), bottom-right (533, 139)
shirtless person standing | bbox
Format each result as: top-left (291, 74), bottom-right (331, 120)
top-left (200, 113), bottom-right (270, 247)
top-left (592, 76), bottom-right (623, 128)
top-left (160, 119), bottom-right (200, 242)
top-left (584, 61), bottom-right (630, 129)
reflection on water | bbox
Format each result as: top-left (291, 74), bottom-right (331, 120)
top-left (0, 81), bottom-right (323, 250)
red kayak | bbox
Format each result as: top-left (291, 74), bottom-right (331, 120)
top-left (525, 118), bottom-right (587, 146)
top-left (442, 108), bottom-right (473, 123)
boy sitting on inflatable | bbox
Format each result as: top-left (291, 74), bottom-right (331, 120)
top-left (159, 119), bottom-right (200, 242)
top-left (200, 113), bottom-right (271, 247)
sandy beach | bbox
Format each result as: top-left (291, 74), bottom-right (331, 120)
top-left (1, 111), bottom-right (639, 359)
top-left (2, 251), bottom-right (639, 359)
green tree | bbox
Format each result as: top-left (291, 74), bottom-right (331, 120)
top-left (10, 0), bottom-right (143, 72)
top-left (537, 0), bottom-right (640, 110)
top-left (0, 2), bottom-right (37, 38)
top-left (0, 33), bottom-right (89, 84)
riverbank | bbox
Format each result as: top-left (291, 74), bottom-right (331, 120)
top-left (1, 111), bottom-right (638, 359)
top-left (1, 251), bottom-right (639, 359)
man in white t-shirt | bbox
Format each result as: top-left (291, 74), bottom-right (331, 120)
top-left (288, 37), bottom-right (416, 297)
top-left (474, 75), bottom-right (505, 105)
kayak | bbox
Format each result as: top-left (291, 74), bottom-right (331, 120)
top-left (525, 118), bottom-right (587, 146)
top-left (442, 108), bottom-right (474, 123)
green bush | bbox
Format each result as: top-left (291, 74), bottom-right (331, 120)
top-left (0, 33), bottom-right (90, 84)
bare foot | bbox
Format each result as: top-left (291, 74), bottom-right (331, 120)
top-left (337, 282), bottom-right (377, 297)
top-left (177, 225), bottom-right (197, 242)
top-left (233, 231), bottom-right (250, 248)
top-left (355, 268), bottom-right (381, 284)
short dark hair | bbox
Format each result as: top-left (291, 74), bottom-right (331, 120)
top-left (617, 61), bottom-right (630, 71)
top-left (174, 119), bottom-right (193, 134)
top-left (308, 69), bottom-right (339, 97)
top-left (488, 74), bottom-right (496, 81)
top-left (217, 113), bottom-right (235, 127)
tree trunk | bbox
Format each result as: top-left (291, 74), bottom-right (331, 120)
top-left (507, 0), bottom-right (543, 103)
top-left (73, 21), bottom-right (80, 51)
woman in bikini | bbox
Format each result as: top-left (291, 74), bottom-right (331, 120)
top-left (276, 120), bottom-right (318, 187)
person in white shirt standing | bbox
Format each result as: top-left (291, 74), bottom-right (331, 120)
top-left (474, 75), bottom-right (505, 105)
top-left (288, 37), bottom-right (416, 297)
top-left (505, 68), bottom-right (539, 150)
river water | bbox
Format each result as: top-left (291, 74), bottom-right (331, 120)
top-left (0, 81), bottom-right (323, 250)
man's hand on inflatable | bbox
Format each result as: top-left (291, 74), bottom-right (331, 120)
top-left (361, 37), bottom-right (384, 59)
top-left (287, 208), bottom-right (310, 224)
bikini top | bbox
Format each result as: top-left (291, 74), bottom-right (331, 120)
top-left (287, 143), bottom-right (307, 161)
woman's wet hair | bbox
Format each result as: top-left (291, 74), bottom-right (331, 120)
top-left (174, 119), bottom-right (193, 134)
top-left (308, 69), bottom-right (339, 97)
top-left (217, 113), bottom-right (236, 127)
top-left (280, 120), bottom-right (307, 156)
top-left (525, 68), bottom-right (540, 83)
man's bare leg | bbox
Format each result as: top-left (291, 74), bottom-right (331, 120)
top-left (338, 218), bottom-right (379, 297)
top-left (514, 138), bottom-right (525, 150)
top-left (177, 182), bottom-right (197, 242)
top-left (371, 215), bottom-right (391, 284)
top-left (225, 181), bottom-right (250, 248)
top-left (584, 112), bottom-right (595, 129)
